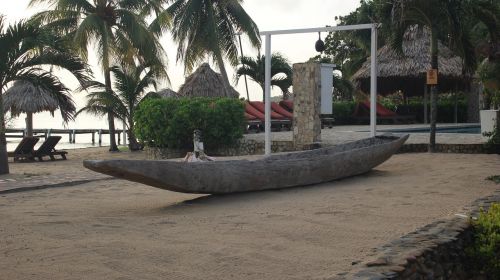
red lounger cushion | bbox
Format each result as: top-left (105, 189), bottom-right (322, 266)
top-left (245, 103), bottom-right (265, 121)
top-left (279, 100), bottom-right (294, 112)
top-left (249, 101), bottom-right (286, 120)
top-left (245, 112), bottom-right (258, 120)
top-left (361, 101), bottom-right (397, 117)
top-left (271, 102), bottom-right (293, 119)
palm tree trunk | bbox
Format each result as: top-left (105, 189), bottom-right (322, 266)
top-left (429, 29), bottom-right (439, 153)
top-left (237, 34), bottom-right (250, 101)
top-left (107, 112), bottom-right (118, 151)
top-left (26, 112), bottom-right (33, 137)
top-left (104, 68), bottom-right (119, 152)
top-left (127, 110), bottom-right (141, 151)
top-left (127, 123), bottom-right (141, 151)
top-left (215, 51), bottom-right (232, 98)
top-left (0, 90), bottom-right (10, 174)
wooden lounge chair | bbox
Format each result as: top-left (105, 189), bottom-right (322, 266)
top-left (277, 100), bottom-right (334, 128)
top-left (271, 102), bottom-right (294, 119)
top-left (33, 136), bottom-right (67, 161)
top-left (248, 102), bottom-right (291, 130)
top-left (353, 101), bottom-right (415, 124)
top-left (244, 112), bottom-right (262, 132)
top-left (249, 101), bottom-right (289, 120)
top-left (8, 136), bottom-right (39, 162)
top-left (279, 100), bottom-right (294, 112)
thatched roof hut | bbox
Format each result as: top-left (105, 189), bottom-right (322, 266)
top-left (156, 88), bottom-right (179, 98)
top-left (352, 26), bottom-right (468, 96)
top-left (178, 63), bottom-right (239, 98)
top-left (4, 80), bottom-right (75, 136)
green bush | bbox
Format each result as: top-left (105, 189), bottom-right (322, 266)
top-left (332, 100), bottom-right (467, 124)
top-left (332, 101), bottom-right (357, 123)
top-left (468, 203), bottom-right (500, 277)
top-left (134, 97), bottom-right (245, 149)
top-left (484, 123), bottom-right (500, 146)
top-left (383, 100), bottom-right (468, 123)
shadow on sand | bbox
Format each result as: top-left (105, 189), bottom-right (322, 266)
top-left (153, 169), bottom-right (389, 213)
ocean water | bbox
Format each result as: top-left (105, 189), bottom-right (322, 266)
top-left (6, 132), bottom-right (118, 151)
top-left (6, 111), bottom-right (120, 151)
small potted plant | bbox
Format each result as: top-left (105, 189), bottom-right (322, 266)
top-left (478, 60), bottom-right (500, 136)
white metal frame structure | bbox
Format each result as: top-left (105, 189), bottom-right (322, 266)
top-left (260, 23), bottom-right (379, 155)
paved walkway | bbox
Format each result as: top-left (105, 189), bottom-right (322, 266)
top-left (245, 123), bottom-right (485, 145)
top-left (0, 172), bottom-right (112, 194)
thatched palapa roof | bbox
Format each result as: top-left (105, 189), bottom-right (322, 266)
top-left (156, 88), bottom-right (179, 98)
top-left (352, 26), bottom-right (468, 96)
top-left (4, 81), bottom-right (75, 121)
top-left (178, 63), bottom-right (239, 98)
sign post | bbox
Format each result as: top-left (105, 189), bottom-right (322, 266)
top-left (427, 69), bottom-right (438, 85)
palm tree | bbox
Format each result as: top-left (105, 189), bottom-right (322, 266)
top-left (332, 74), bottom-right (355, 101)
top-left (156, 0), bottom-right (261, 97)
top-left (235, 53), bottom-right (293, 101)
top-left (77, 63), bottom-right (159, 151)
top-left (308, 55), bottom-right (354, 101)
top-left (0, 17), bottom-right (90, 174)
top-left (390, 0), bottom-right (500, 152)
top-left (29, 0), bottom-right (167, 151)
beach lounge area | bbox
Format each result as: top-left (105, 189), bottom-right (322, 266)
top-left (1, 0), bottom-right (500, 278)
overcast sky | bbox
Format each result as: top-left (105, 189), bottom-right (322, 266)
top-left (5, 0), bottom-right (360, 129)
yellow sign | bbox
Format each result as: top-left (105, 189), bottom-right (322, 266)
top-left (427, 69), bottom-right (438, 85)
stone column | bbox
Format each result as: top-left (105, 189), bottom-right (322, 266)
top-left (292, 63), bottom-right (321, 149)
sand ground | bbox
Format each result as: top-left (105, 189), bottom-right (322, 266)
top-left (1, 149), bottom-right (499, 279)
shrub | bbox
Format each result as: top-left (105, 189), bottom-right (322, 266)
top-left (332, 101), bottom-right (357, 123)
top-left (468, 203), bottom-right (500, 277)
top-left (486, 175), bottom-right (500, 184)
top-left (134, 97), bottom-right (245, 149)
top-left (381, 100), bottom-right (468, 123)
top-left (484, 123), bottom-right (500, 146)
top-left (332, 100), bottom-right (467, 124)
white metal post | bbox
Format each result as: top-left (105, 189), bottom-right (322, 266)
top-left (370, 25), bottom-right (378, 137)
top-left (264, 34), bottom-right (272, 156)
top-left (260, 23), bottom-right (379, 153)
top-left (259, 24), bottom-right (375, 35)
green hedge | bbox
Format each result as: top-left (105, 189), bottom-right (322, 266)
top-left (332, 101), bottom-right (357, 124)
top-left (331, 101), bottom-right (468, 124)
top-left (384, 101), bottom-right (468, 123)
top-left (134, 98), bottom-right (245, 149)
top-left (468, 203), bottom-right (500, 277)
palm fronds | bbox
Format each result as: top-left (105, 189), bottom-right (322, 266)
top-left (235, 53), bottom-right (293, 100)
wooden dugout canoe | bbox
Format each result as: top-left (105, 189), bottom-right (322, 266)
top-left (83, 134), bottom-right (409, 194)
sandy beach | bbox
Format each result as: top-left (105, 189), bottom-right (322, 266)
top-left (1, 149), bottom-right (499, 279)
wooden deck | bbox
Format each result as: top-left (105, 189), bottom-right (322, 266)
top-left (5, 128), bottom-right (128, 145)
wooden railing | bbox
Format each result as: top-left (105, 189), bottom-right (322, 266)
top-left (5, 128), bottom-right (128, 145)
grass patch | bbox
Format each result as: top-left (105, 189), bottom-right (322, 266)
top-left (467, 203), bottom-right (500, 277)
top-left (487, 175), bottom-right (500, 184)
top-left (118, 145), bottom-right (129, 152)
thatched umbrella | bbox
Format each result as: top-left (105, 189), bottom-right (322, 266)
top-left (352, 26), bottom-right (467, 97)
top-left (178, 63), bottom-right (240, 98)
top-left (4, 81), bottom-right (76, 137)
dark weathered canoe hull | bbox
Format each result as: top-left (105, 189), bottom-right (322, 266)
top-left (83, 135), bottom-right (409, 194)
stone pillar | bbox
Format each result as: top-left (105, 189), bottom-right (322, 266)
top-left (292, 63), bottom-right (321, 149)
